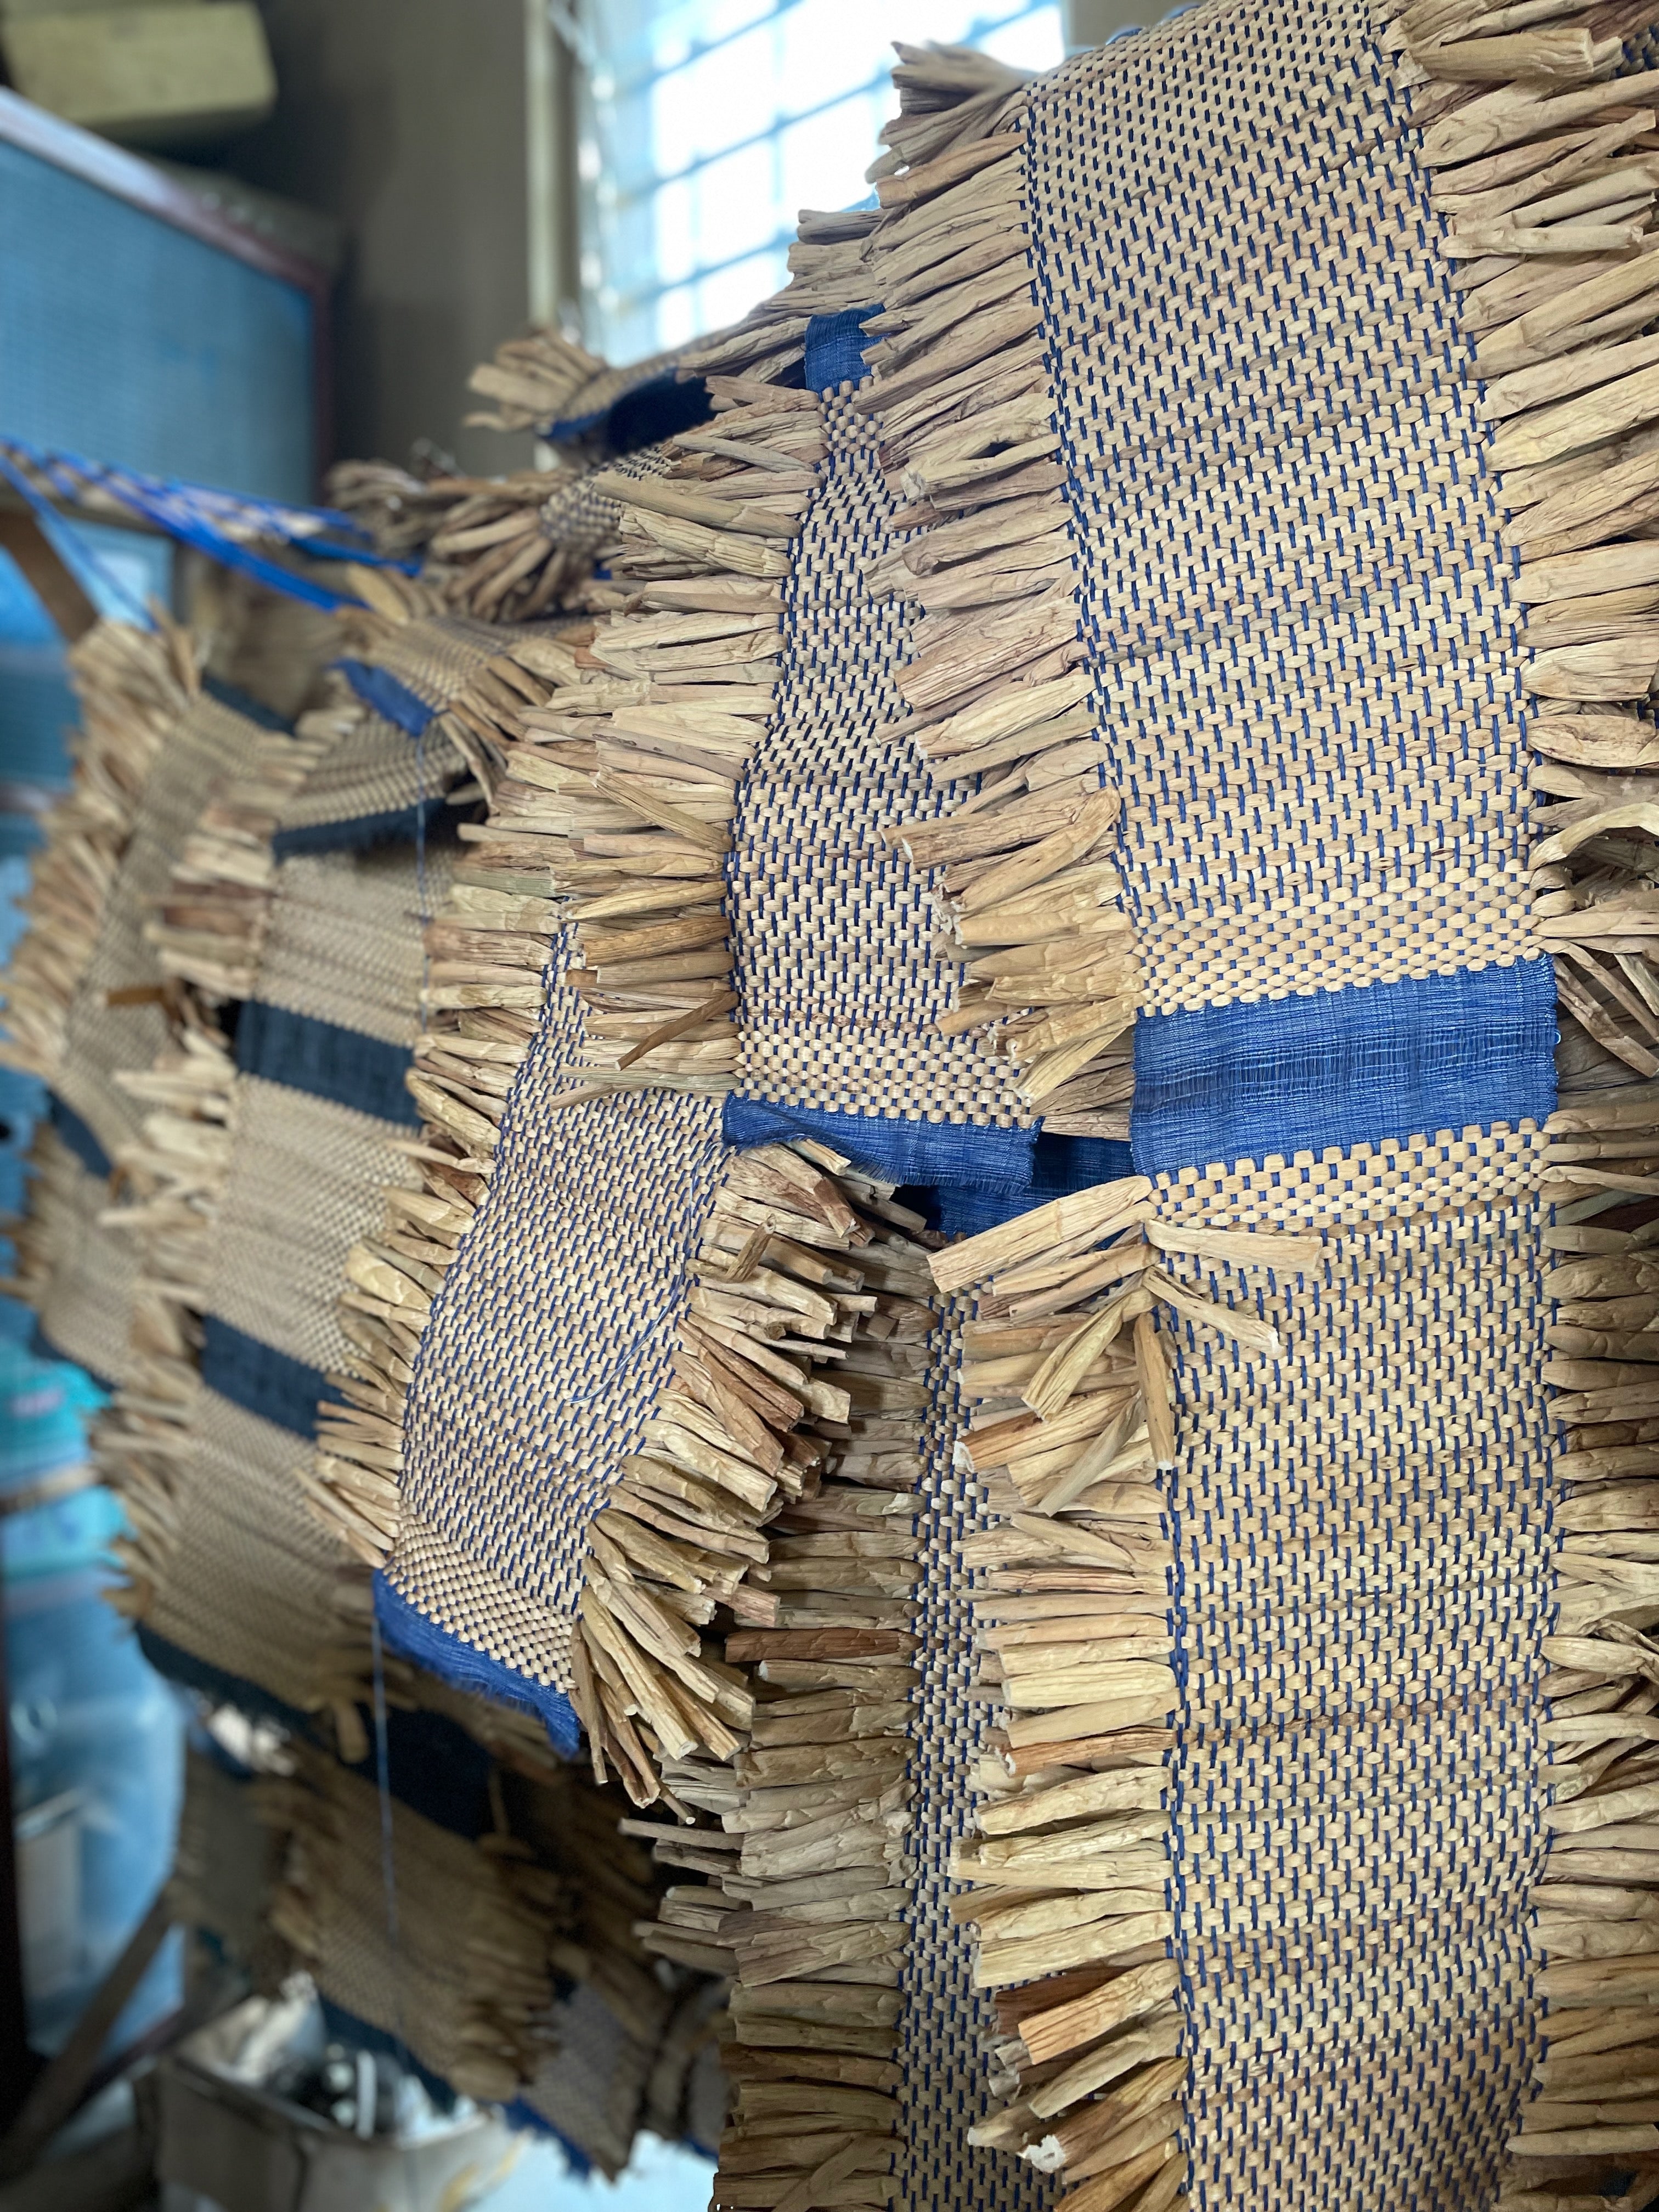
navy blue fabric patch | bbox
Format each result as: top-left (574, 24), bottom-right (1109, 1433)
top-left (201, 671), bottom-right (295, 733)
top-left (545, 369), bottom-right (712, 454)
top-left (335, 657), bottom-right (435, 736)
top-left (338, 1705), bottom-right (493, 1840)
top-left (271, 791), bottom-right (453, 859)
top-left (724, 1094), bottom-right (1037, 1193)
top-left (373, 1573), bottom-right (583, 1760)
top-left (201, 1316), bottom-right (333, 1438)
top-left (48, 1093), bottom-right (110, 1178)
top-left (603, 371), bottom-right (713, 454)
top-left (805, 307), bottom-right (882, 392)
top-left (1131, 960), bottom-right (1560, 1178)
top-left (235, 1000), bottom-right (419, 1126)
top-left (927, 1132), bottom-right (1136, 1239)
top-left (137, 1622), bottom-right (314, 1734)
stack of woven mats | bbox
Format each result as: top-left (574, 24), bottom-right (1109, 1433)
top-left (0, 522), bottom-right (740, 2171)
top-left (1, 582), bottom-right (335, 1387)
top-left (290, 13), bottom-right (1659, 2212)
top-left (202, 1703), bottom-right (721, 2171)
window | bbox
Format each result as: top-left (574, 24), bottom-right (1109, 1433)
top-left (575, 0), bottom-right (1064, 364)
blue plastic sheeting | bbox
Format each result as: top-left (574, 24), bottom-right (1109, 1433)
top-left (13, 1573), bottom-right (184, 2053)
top-left (48, 1094), bottom-right (110, 1179)
top-left (234, 1000), bottom-right (420, 1127)
top-left (199, 1317), bottom-right (334, 1441)
top-left (335, 657), bottom-right (437, 736)
top-left (372, 1573), bottom-right (583, 1761)
top-left (0, 141), bottom-right (313, 503)
top-left (1130, 960), bottom-right (1560, 1177)
top-left (804, 307), bottom-right (882, 392)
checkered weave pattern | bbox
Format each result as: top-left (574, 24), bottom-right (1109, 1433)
top-left (386, 945), bottom-right (727, 1701)
top-left (731, 388), bottom-right (1023, 1128)
top-left (1027, 2), bottom-right (1538, 1026)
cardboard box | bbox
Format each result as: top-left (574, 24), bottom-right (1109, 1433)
top-left (1, 4), bottom-right (276, 147)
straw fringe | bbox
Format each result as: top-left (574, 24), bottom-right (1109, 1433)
top-left (849, 83), bottom-right (1136, 1131)
top-left (144, 679), bottom-right (350, 1001)
top-left (93, 997), bottom-right (236, 1622)
top-left (428, 399), bottom-right (820, 1092)
top-left (1404, 8), bottom-right (1659, 2197)
top-left (922, 1177), bottom-right (1320, 2211)
top-left (260, 1745), bottom-right (566, 2103)
top-left (623, 1198), bottom-right (937, 2210)
top-left (0, 618), bottom-right (192, 1089)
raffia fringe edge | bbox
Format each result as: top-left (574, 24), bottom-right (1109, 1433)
top-left (1405, 7), bottom-right (1659, 2200)
top-left (0, 617), bottom-right (191, 1088)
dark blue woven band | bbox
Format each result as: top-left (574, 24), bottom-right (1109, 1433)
top-left (200, 1316), bottom-right (333, 1438)
top-left (48, 1093), bottom-right (110, 1178)
top-left (201, 671), bottom-right (295, 733)
top-left (234, 1000), bottom-right (419, 1127)
top-left (272, 791), bottom-right (453, 860)
top-left (805, 307), bottom-right (882, 392)
top-left (1131, 958), bottom-right (1560, 1178)
top-left (334, 657), bottom-right (437, 736)
top-left (724, 1094), bottom-right (1038, 1193)
top-left (373, 1572), bottom-right (583, 1760)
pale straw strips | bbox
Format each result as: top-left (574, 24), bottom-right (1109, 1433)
top-left (624, 1182), bottom-right (937, 2212)
top-left (1405, 3), bottom-right (1659, 2197)
top-left (260, 1741), bottom-right (567, 2103)
top-left (144, 680), bottom-right (348, 1000)
top-left (364, 393), bottom-right (825, 1108)
top-left (850, 72), bottom-right (1136, 1134)
top-left (932, 1176), bottom-right (1320, 2212)
top-left (0, 617), bottom-right (191, 1090)
top-left (94, 995), bottom-right (236, 1619)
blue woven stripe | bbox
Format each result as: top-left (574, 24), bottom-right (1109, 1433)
top-left (723, 1095), bottom-right (1037, 1192)
top-left (271, 791), bottom-right (452, 859)
top-left (546, 368), bottom-right (712, 455)
top-left (200, 1315), bottom-right (332, 1438)
top-left (1131, 960), bottom-right (1560, 1177)
top-left (48, 1093), bottom-right (109, 1178)
top-left (234, 1000), bottom-right (419, 1126)
top-left (930, 1132), bottom-right (1136, 1237)
top-left (373, 1572), bottom-right (583, 1760)
top-left (201, 671), bottom-right (294, 733)
top-left (805, 307), bottom-right (882, 392)
top-left (335, 657), bottom-right (436, 735)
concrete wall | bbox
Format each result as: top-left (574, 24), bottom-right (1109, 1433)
top-left (232, 0), bottom-right (534, 474)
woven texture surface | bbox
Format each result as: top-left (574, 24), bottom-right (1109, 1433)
top-left (208, 1075), bottom-right (419, 1380)
top-left (146, 1385), bottom-right (343, 1717)
top-left (1156, 1135), bottom-right (1553, 2207)
top-left (899, 1302), bottom-right (1053, 2212)
top-left (731, 389), bottom-right (1022, 1128)
top-left (254, 845), bottom-right (447, 1049)
top-left (62, 686), bottom-right (274, 1156)
top-left (388, 948), bottom-right (727, 1699)
top-left (32, 1132), bottom-right (135, 1386)
top-left (1031, 3), bottom-right (1537, 1028)
top-left (274, 704), bottom-right (456, 844)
